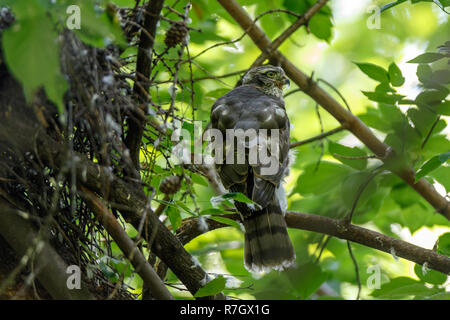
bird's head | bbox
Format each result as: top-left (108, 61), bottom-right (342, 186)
top-left (242, 65), bottom-right (290, 98)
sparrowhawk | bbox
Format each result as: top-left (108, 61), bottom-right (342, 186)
top-left (210, 65), bottom-right (296, 272)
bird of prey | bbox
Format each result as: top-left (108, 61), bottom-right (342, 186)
top-left (210, 65), bottom-right (295, 272)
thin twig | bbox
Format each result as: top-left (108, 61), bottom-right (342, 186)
top-left (421, 115), bottom-right (440, 149)
top-left (333, 153), bottom-right (378, 160)
top-left (346, 241), bottom-right (361, 300)
top-left (344, 165), bottom-right (384, 224)
top-left (217, 0), bottom-right (450, 220)
top-left (290, 126), bottom-right (345, 148)
top-left (177, 211), bottom-right (450, 274)
top-left (317, 78), bottom-right (352, 113)
top-left (248, 0), bottom-right (329, 69)
top-left (80, 186), bottom-right (174, 300)
top-left (314, 103), bottom-right (324, 172)
top-left (314, 235), bottom-right (331, 264)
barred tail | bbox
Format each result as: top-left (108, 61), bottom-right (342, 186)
top-left (242, 200), bottom-right (295, 273)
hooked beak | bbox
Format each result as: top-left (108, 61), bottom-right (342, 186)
top-left (276, 77), bottom-right (290, 89)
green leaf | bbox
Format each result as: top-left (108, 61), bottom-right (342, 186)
top-left (110, 259), bottom-right (132, 278)
top-left (355, 62), bottom-right (389, 83)
top-left (430, 166), bottom-right (450, 193)
top-left (110, 0), bottom-right (136, 7)
top-left (414, 264), bottom-right (447, 285)
top-left (426, 292), bottom-right (450, 300)
top-left (74, 0), bottom-right (126, 48)
top-left (415, 89), bottom-right (449, 108)
top-left (282, 0), bottom-right (310, 15)
top-left (174, 200), bottom-right (196, 216)
top-left (437, 232), bottom-right (450, 256)
top-left (401, 203), bottom-right (430, 233)
top-left (167, 206), bottom-right (182, 231)
top-left (294, 161), bottom-right (352, 195)
top-left (194, 275), bottom-right (226, 297)
top-left (328, 141), bottom-right (368, 170)
top-left (221, 192), bottom-right (254, 204)
top-left (287, 262), bottom-right (329, 300)
top-left (2, 0), bottom-right (68, 113)
top-left (190, 19), bottom-right (229, 44)
top-left (191, 173), bottom-right (209, 187)
top-left (415, 152), bottom-right (450, 181)
top-left (417, 64), bottom-right (433, 84)
top-left (375, 81), bottom-right (396, 93)
top-left (359, 107), bottom-right (391, 132)
top-left (208, 216), bottom-right (241, 229)
top-left (309, 13), bottom-right (333, 42)
top-left (199, 208), bottom-right (225, 215)
top-left (361, 91), bottom-right (404, 104)
top-left (388, 63), bottom-right (405, 87)
top-left (341, 171), bottom-right (378, 210)
top-left (407, 53), bottom-right (446, 64)
top-left (407, 107), bottom-right (437, 136)
top-left (430, 69), bottom-right (450, 85)
top-left (370, 277), bottom-right (441, 299)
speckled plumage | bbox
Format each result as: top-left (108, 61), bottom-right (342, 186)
top-left (210, 66), bottom-right (295, 272)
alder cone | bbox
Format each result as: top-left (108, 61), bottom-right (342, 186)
top-left (159, 176), bottom-right (181, 195)
top-left (164, 22), bottom-right (188, 48)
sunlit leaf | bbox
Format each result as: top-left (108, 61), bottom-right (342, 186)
top-left (370, 277), bottom-right (442, 299)
top-left (294, 161), bottom-right (352, 195)
top-left (437, 232), bottom-right (450, 256)
top-left (208, 216), bottom-right (241, 229)
top-left (167, 206), bottom-right (182, 231)
top-left (414, 263), bottom-right (447, 285)
top-left (415, 152), bottom-right (450, 181)
top-left (309, 13), bottom-right (333, 42)
top-left (328, 141), bottom-right (368, 170)
top-left (355, 62), bottom-right (389, 83)
top-left (194, 275), bottom-right (226, 297)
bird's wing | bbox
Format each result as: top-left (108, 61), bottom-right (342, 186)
top-left (210, 86), bottom-right (290, 209)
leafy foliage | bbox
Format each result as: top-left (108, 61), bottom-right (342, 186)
top-left (0, 0), bottom-right (448, 301)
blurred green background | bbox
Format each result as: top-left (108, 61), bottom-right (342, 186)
top-left (2, 0), bottom-right (449, 300)
top-left (137, 0), bottom-right (450, 300)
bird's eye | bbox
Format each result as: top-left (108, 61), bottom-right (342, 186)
top-left (266, 71), bottom-right (276, 78)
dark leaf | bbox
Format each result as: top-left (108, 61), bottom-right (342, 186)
top-left (414, 263), bottom-right (447, 285)
top-left (408, 53), bottom-right (446, 63)
top-left (388, 62), bottom-right (405, 87)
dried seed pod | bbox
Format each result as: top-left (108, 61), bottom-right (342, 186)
top-left (159, 175), bottom-right (181, 195)
top-left (164, 21), bottom-right (188, 48)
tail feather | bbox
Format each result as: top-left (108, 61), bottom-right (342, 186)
top-left (243, 202), bottom-right (295, 272)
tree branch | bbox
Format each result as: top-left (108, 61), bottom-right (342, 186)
top-left (80, 186), bottom-right (174, 300)
top-left (125, 0), bottom-right (165, 176)
top-left (285, 211), bottom-right (450, 274)
top-left (289, 126), bottom-right (345, 148)
top-left (217, 0), bottom-right (450, 220)
top-left (176, 212), bottom-right (450, 275)
top-left (0, 200), bottom-right (95, 300)
top-left (0, 56), bottom-right (224, 300)
top-left (249, 0), bottom-right (329, 69)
